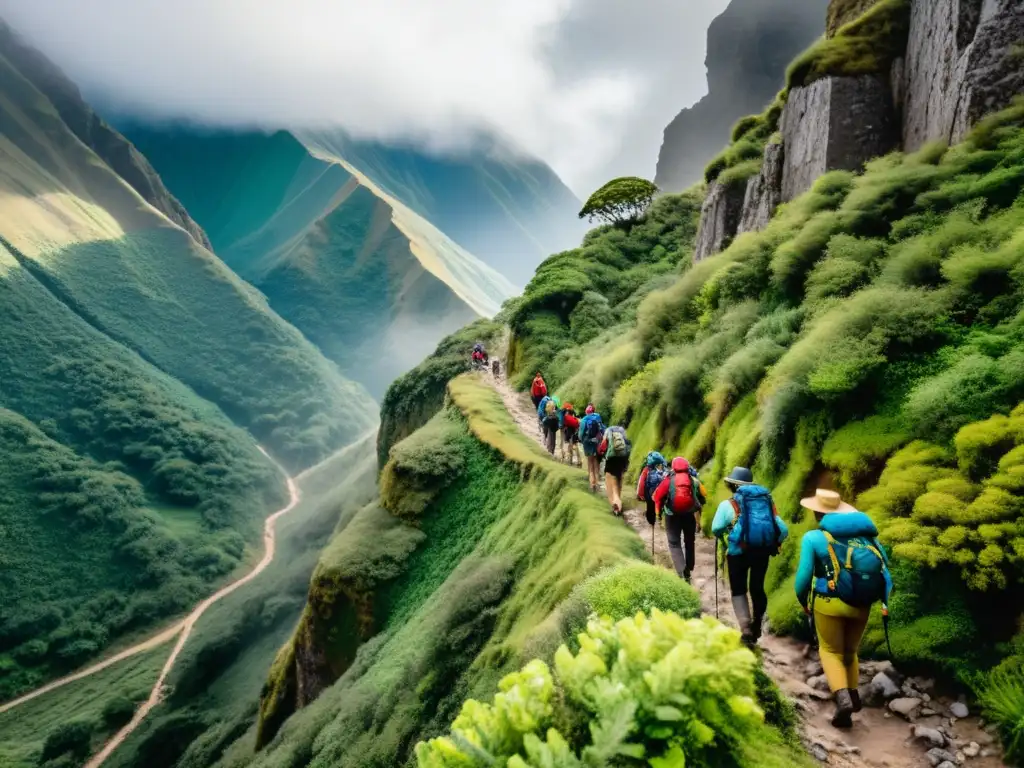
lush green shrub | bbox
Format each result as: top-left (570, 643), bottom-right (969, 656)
top-left (980, 661), bottom-right (1024, 764)
top-left (821, 415), bottom-right (910, 494)
top-left (578, 564), bottom-right (701, 624)
top-left (40, 719), bottom-right (95, 762)
top-left (579, 177), bottom-right (659, 225)
top-left (416, 611), bottom-right (781, 768)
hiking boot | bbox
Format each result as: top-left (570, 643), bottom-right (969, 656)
top-left (750, 613), bottom-right (764, 642)
top-left (850, 687), bottom-right (862, 713)
top-left (682, 570), bottom-right (692, 583)
top-left (831, 689), bottom-right (854, 728)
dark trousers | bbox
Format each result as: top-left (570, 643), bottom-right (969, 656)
top-left (542, 418), bottom-right (559, 454)
top-left (532, 394), bottom-right (544, 408)
top-left (664, 511), bottom-right (697, 577)
top-left (727, 550), bottom-right (772, 621)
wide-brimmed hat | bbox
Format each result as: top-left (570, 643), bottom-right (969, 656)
top-left (800, 488), bottom-right (856, 514)
top-left (724, 467), bottom-right (753, 486)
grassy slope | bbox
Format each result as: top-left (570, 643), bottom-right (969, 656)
top-left (507, 101), bottom-right (1024, 752)
top-left (0, 43), bottom-right (372, 699)
top-left (196, 376), bottom-right (806, 768)
top-left (121, 127), bottom-right (513, 397)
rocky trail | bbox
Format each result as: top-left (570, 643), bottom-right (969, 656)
top-left (485, 367), bottom-right (1007, 768)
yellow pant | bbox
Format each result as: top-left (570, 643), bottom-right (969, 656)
top-left (814, 596), bottom-right (870, 692)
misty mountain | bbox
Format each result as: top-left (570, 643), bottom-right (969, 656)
top-left (654, 0), bottom-right (828, 192)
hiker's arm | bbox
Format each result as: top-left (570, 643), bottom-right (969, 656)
top-left (597, 436), bottom-right (608, 457)
top-left (652, 477), bottom-right (668, 513)
top-left (636, 468), bottom-right (648, 501)
top-left (794, 534), bottom-right (816, 611)
top-left (775, 510), bottom-right (790, 543)
top-left (710, 500), bottom-right (733, 538)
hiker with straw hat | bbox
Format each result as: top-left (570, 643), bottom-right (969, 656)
top-left (711, 467), bottom-right (788, 647)
top-left (795, 488), bottom-right (894, 729)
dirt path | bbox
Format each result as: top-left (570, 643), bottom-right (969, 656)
top-left (486, 367), bottom-right (1007, 768)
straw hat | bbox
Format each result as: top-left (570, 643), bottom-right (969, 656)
top-left (800, 488), bottom-right (856, 514)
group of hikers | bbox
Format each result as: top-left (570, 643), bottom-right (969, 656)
top-left (471, 342), bottom-right (499, 377)
top-left (530, 370), bottom-right (894, 730)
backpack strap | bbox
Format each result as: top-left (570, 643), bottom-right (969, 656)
top-left (822, 531), bottom-right (841, 593)
top-left (728, 498), bottom-right (740, 527)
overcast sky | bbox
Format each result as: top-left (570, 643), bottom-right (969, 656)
top-left (0, 0), bottom-right (730, 195)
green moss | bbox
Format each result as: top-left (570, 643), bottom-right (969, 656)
top-left (705, 94), bottom-right (786, 185)
top-left (786, 0), bottom-right (911, 90)
top-left (821, 415), bottom-right (910, 494)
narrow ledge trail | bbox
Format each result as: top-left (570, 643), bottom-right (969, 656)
top-left (486, 367), bottom-right (1007, 768)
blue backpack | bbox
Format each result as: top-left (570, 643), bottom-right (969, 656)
top-left (645, 465), bottom-right (667, 499)
top-left (582, 415), bottom-right (604, 445)
top-left (822, 533), bottom-right (889, 609)
top-left (727, 484), bottom-right (782, 552)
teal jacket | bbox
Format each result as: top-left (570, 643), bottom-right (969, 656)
top-left (794, 511), bottom-right (893, 608)
top-left (711, 495), bottom-right (789, 556)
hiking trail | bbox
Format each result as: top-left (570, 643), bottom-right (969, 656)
top-left (486, 366), bottom-right (1007, 768)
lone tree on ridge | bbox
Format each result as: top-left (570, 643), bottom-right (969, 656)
top-left (578, 177), bottom-right (658, 225)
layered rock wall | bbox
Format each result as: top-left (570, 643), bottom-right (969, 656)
top-left (694, 181), bottom-right (746, 261)
top-left (738, 143), bottom-right (784, 234)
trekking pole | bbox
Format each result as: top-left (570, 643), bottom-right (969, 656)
top-left (713, 537), bottom-right (720, 620)
top-left (651, 520), bottom-right (655, 557)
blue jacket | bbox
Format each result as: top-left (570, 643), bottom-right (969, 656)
top-left (794, 511), bottom-right (893, 608)
top-left (711, 491), bottom-right (789, 556)
top-left (578, 413), bottom-right (603, 442)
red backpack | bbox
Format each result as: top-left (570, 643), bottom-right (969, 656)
top-left (666, 470), bottom-right (696, 514)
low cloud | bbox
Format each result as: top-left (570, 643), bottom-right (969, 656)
top-left (0, 0), bottom-right (728, 193)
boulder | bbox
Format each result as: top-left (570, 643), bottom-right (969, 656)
top-left (693, 180), bottom-right (746, 261)
top-left (807, 674), bottom-right (831, 692)
top-left (781, 75), bottom-right (899, 201)
top-left (902, 0), bottom-right (1024, 152)
top-left (738, 142), bottom-right (784, 234)
top-left (889, 697), bottom-right (923, 719)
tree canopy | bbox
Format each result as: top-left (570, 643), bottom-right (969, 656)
top-left (578, 176), bottom-right (659, 225)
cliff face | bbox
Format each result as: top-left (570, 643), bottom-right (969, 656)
top-left (690, 0), bottom-right (1024, 261)
top-left (654, 0), bottom-right (829, 192)
top-left (0, 22), bottom-right (212, 250)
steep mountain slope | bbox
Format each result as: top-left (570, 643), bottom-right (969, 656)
top-left (0, 26), bottom-right (375, 701)
top-left (121, 126), bottom-right (520, 395)
top-left (654, 0), bottom-right (828, 192)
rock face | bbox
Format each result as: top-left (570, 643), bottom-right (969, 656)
top-left (694, 181), bottom-right (746, 261)
top-left (655, 0), bottom-right (829, 192)
top-left (902, 0), bottom-right (1024, 152)
top-left (781, 75), bottom-right (900, 201)
top-left (827, 0), bottom-right (884, 36)
top-left (0, 22), bottom-right (213, 250)
top-left (738, 142), bottom-right (785, 234)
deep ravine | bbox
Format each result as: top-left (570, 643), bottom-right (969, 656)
top-left (485, 365), bottom-right (1008, 768)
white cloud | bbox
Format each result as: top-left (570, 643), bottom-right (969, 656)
top-left (0, 0), bottom-right (728, 193)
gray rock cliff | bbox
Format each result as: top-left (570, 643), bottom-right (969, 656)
top-left (739, 142), bottom-right (785, 234)
top-left (694, 181), bottom-right (746, 261)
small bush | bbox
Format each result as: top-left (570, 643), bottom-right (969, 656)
top-left (41, 719), bottom-right (95, 762)
top-left (101, 695), bottom-right (138, 729)
top-left (980, 661), bottom-right (1024, 763)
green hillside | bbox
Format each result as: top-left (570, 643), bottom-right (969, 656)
top-left (0, 32), bottom-right (375, 701)
top-left (121, 126), bottom-right (516, 396)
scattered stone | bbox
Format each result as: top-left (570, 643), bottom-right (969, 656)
top-left (889, 697), bottom-right (923, 720)
top-left (955, 751), bottom-right (966, 764)
top-left (872, 672), bottom-right (902, 700)
top-left (949, 702), bottom-right (969, 719)
top-left (921, 707), bottom-right (938, 717)
top-left (981, 749), bottom-right (994, 758)
top-left (936, 763), bottom-right (956, 768)
top-left (810, 742), bottom-right (830, 762)
top-left (926, 747), bottom-right (957, 766)
top-left (860, 682), bottom-right (884, 708)
top-left (912, 725), bottom-right (947, 748)
top-left (807, 674), bottom-right (830, 692)
top-left (975, 732), bottom-right (995, 746)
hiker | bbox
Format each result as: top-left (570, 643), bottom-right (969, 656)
top-left (794, 489), bottom-right (893, 728)
top-left (636, 451), bottom-right (668, 525)
top-left (537, 394), bottom-right (560, 455)
top-left (492, 358), bottom-right (501, 377)
top-left (712, 467), bottom-right (788, 647)
top-left (560, 402), bottom-right (581, 466)
top-left (653, 457), bottom-right (706, 580)
top-left (597, 425), bottom-right (631, 515)
top-left (578, 405), bottom-right (604, 492)
top-left (530, 372), bottom-right (548, 408)
top-left (471, 348), bottom-right (485, 369)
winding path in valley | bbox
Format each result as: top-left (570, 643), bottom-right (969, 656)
top-left (486, 366), bottom-right (1007, 768)
top-left (1, 435), bottom-right (373, 765)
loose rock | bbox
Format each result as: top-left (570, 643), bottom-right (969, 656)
top-left (872, 672), bottom-right (902, 700)
top-left (889, 697), bottom-right (923, 720)
top-left (860, 682), bottom-right (884, 708)
top-left (926, 747), bottom-right (957, 766)
top-left (913, 725), bottom-right (947, 748)
top-left (810, 743), bottom-right (829, 762)
top-left (949, 702), bottom-right (969, 719)
top-left (807, 674), bottom-right (830, 692)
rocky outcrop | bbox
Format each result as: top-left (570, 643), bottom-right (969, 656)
top-left (781, 75), bottom-right (899, 201)
top-left (902, 0), bottom-right (1024, 152)
top-left (738, 143), bottom-right (785, 234)
top-left (655, 0), bottom-right (828, 192)
top-left (0, 22), bottom-right (212, 250)
top-left (694, 181), bottom-right (746, 261)
top-left (826, 0), bottom-right (884, 36)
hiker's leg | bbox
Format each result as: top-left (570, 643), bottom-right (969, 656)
top-left (680, 512), bottom-right (697, 578)
top-left (644, 498), bottom-right (657, 526)
top-left (813, 610), bottom-right (849, 693)
top-left (748, 550), bottom-right (771, 639)
top-left (587, 456), bottom-right (599, 489)
top-left (605, 471), bottom-right (622, 511)
top-left (545, 424), bottom-right (556, 454)
top-left (726, 554), bottom-right (752, 636)
top-left (842, 613), bottom-right (870, 690)
top-left (664, 513), bottom-right (687, 577)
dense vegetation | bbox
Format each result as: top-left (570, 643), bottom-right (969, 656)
top-left (505, 101), bottom-right (1024, 759)
top-left (188, 377), bottom-right (804, 768)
